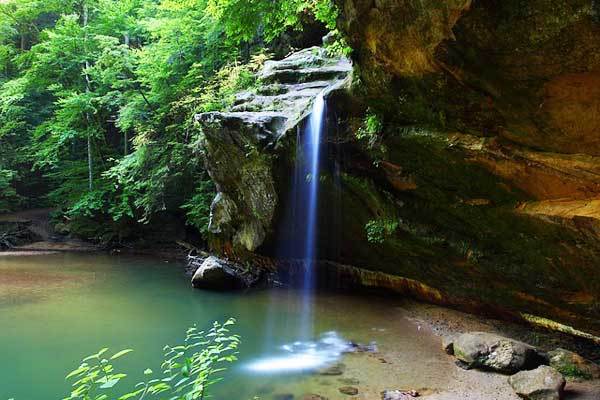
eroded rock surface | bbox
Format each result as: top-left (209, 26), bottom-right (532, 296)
top-left (195, 47), bottom-right (351, 256)
top-left (317, 0), bottom-right (600, 335)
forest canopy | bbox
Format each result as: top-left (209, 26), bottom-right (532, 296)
top-left (0, 0), bottom-right (340, 243)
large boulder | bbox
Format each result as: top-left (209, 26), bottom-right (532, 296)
top-left (452, 332), bottom-right (546, 373)
top-left (191, 256), bottom-right (247, 290)
top-left (508, 365), bottom-right (566, 400)
top-left (548, 348), bottom-right (600, 380)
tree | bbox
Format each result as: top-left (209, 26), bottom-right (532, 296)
top-left (0, 0), bottom-right (341, 243)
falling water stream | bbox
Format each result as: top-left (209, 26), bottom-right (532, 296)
top-left (300, 91), bottom-right (326, 338)
top-left (244, 92), bottom-right (349, 374)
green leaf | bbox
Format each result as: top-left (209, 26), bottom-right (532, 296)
top-left (65, 366), bottom-right (89, 380)
top-left (99, 378), bottom-right (121, 389)
top-left (110, 349), bottom-right (134, 360)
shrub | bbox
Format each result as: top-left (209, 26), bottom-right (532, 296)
top-left (63, 319), bottom-right (240, 400)
top-left (365, 218), bottom-right (398, 244)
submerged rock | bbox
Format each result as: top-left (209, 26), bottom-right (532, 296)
top-left (346, 341), bottom-right (378, 353)
top-left (548, 348), bottom-right (600, 380)
top-left (508, 365), bottom-right (565, 400)
top-left (318, 362), bottom-right (345, 375)
top-left (381, 389), bottom-right (419, 400)
top-left (302, 395), bottom-right (328, 400)
top-left (338, 386), bottom-right (358, 395)
top-left (273, 395), bottom-right (294, 400)
top-left (453, 332), bottom-right (547, 374)
top-left (191, 256), bottom-right (247, 290)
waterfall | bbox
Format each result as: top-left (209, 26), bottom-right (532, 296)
top-left (245, 92), bottom-right (334, 374)
top-left (299, 91), bottom-right (326, 338)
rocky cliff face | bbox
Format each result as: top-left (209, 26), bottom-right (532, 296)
top-left (195, 48), bottom-right (351, 256)
top-left (197, 1), bottom-right (600, 337)
top-left (326, 0), bottom-right (600, 334)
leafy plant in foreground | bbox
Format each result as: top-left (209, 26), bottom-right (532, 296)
top-left (64, 319), bottom-right (240, 400)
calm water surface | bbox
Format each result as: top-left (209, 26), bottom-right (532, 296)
top-left (0, 253), bottom-right (450, 400)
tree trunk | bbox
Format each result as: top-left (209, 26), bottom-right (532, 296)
top-left (83, 2), bottom-right (93, 191)
top-left (87, 132), bottom-right (93, 191)
top-left (20, 30), bottom-right (25, 51)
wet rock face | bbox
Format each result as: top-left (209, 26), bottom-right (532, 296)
top-left (324, 0), bottom-right (600, 335)
top-left (195, 47), bottom-right (351, 256)
top-left (508, 365), bottom-right (565, 400)
top-left (336, 0), bottom-right (600, 155)
top-left (337, 0), bottom-right (472, 77)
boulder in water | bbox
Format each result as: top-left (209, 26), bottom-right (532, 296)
top-left (508, 365), bottom-right (565, 400)
top-left (453, 332), bottom-right (547, 373)
top-left (191, 256), bottom-right (246, 290)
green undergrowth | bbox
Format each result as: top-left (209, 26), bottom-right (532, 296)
top-left (6, 319), bottom-right (240, 400)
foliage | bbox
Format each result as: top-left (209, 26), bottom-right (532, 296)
top-left (181, 179), bottom-right (214, 235)
top-left (555, 364), bottom-right (593, 380)
top-left (356, 108), bottom-right (383, 144)
top-left (365, 218), bottom-right (398, 244)
top-left (206, 0), bottom-right (339, 44)
top-left (0, 0), bottom-right (342, 243)
top-left (0, 169), bottom-right (22, 213)
top-left (64, 319), bottom-right (240, 400)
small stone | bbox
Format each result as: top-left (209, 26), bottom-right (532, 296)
top-left (508, 365), bottom-right (565, 400)
top-left (338, 386), bottom-right (358, 396)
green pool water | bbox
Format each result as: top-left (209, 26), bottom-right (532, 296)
top-left (0, 252), bottom-right (451, 400)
